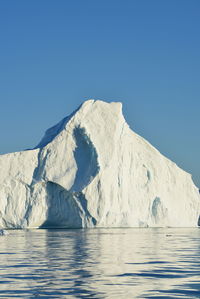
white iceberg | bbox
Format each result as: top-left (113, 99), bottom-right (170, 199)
top-left (0, 100), bottom-right (199, 228)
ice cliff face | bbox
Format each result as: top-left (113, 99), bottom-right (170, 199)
top-left (0, 100), bottom-right (199, 228)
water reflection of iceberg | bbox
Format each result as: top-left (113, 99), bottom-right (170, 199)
top-left (0, 228), bottom-right (200, 298)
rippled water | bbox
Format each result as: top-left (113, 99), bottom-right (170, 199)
top-left (0, 228), bottom-right (200, 298)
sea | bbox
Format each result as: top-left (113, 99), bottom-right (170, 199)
top-left (0, 228), bottom-right (200, 298)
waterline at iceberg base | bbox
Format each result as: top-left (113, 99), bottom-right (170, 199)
top-left (0, 100), bottom-right (199, 228)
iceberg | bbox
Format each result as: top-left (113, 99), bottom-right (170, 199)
top-left (0, 100), bottom-right (199, 228)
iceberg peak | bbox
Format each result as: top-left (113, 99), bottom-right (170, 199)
top-left (35, 99), bottom-right (123, 149)
top-left (0, 99), bottom-right (199, 229)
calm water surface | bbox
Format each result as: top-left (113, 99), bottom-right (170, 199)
top-left (0, 228), bottom-right (200, 298)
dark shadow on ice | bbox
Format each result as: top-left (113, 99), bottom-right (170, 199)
top-left (40, 182), bottom-right (83, 229)
top-left (70, 127), bottom-right (100, 192)
top-left (39, 181), bottom-right (97, 229)
top-left (75, 192), bottom-right (97, 226)
top-left (197, 215), bottom-right (200, 226)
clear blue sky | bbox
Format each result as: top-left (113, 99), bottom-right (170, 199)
top-left (0, 0), bottom-right (199, 186)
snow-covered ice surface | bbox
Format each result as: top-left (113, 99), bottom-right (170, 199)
top-left (0, 100), bottom-right (199, 228)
